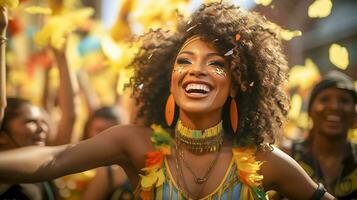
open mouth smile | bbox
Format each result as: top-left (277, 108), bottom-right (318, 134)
top-left (183, 82), bottom-right (213, 98)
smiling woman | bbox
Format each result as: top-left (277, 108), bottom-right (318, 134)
top-left (291, 70), bottom-right (357, 199)
top-left (0, 2), bottom-right (336, 200)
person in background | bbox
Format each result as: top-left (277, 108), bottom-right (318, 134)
top-left (0, 97), bottom-right (56, 200)
top-left (291, 70), bottom-right (357, 199)
top-left (82, 106), bottom-right (134, 200)
top-left (0, 5), bottom-right (78, 199)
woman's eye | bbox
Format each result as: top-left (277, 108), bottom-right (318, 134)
top-left (208, 61), bottom-right (225, 68)
top-left (176, 58), bottom-right (191, 65)
top-left (318, 96), bottom-right (330, 103)
top-left (339, 97), bottom-right (353, 105)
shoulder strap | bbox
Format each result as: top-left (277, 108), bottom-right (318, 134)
top-left (106, 166), bottom-right (114, 190)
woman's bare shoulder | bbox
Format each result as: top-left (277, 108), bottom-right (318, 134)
top-left (90, 124), bottom-right (156, 168)
top-left (256, 146), bottom-right (293, 163)
top-left (256, 146), bottom-right (316, 192)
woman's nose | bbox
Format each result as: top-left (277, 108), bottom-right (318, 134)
top-left (36, 121), bottom-right (49, 134)
top-left (188, 63), bottom-right (207, 77)
top-left (326, 98), bottom-right (340, 110)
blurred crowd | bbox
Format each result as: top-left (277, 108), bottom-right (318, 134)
top-left (0, 0), bottom-right (355, 199)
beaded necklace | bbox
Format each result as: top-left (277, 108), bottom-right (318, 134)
top-left (175, 120), bottom-right (223, 154)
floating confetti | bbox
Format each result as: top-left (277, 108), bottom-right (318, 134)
top-left (249, 82), bottom-right (254, 87)
top-left (0, 0), bottom-right (19, 9)
top-left (288, 94), bottom-right (302, 120)
top-left (34, 8), bottom-right (94, 50)
top-left (289, 58), bottom-right (320, 90)
top-left (235, 33), bottom-right (241, 41)
top-left (308, 0), bottom-right (333, 18)
top-left (25, 6), bottom-right (52, 15)
top-left (148, 54), bottom-right (153, 60)
top-left (224, 49), bottom-right (234, 56)
top-left (255, 0), bottom-right (272, 6)
top-left (280, 30), bottom-right (302, 41)
top-left (265, 22), bottom-right (302, 41)
top-left (329, 43), bottom-right (349, 70)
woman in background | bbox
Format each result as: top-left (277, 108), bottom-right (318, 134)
top-left (291, 70), bottom-right (356, 199)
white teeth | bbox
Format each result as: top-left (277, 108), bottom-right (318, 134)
top-left (326, 115), bottom-right (341, 122)
top-left (185, 83), bottom-right (210, 92)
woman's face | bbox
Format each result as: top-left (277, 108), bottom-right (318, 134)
top-left (170, 37), bottom-right (232, 117)
top-left (6, 104), bottom-right (49, 147)
top-left (310, 88), bottom-right (356, 138)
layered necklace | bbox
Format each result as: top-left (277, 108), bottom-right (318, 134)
top-left (174, 120), bottom-right (223, 198)
top-left (175, 120), bottom-right (224, 154)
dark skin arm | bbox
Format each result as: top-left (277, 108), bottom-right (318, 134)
top-left (77, 70), bottom-right (100, 117)
top-left (0, 6), bottom-right (7, 127)
top-left (47, 45), bottom-right (80, 145)
top-left (0, 125), bottom-right (153, 185)
top-left (258, 147), bottom-right (336, 200)
top-left (41, 54), bottom-right (56, 113)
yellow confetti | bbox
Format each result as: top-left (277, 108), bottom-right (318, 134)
top-left (329, 43), bottom-right (349, 70)
top-left (25, 6), bottom-right (52, 15)
top-left (288, 94), bottom-right (302, 120)
top-left (289, 58), bottom-right (320, 91)
top-left (354, 81), bottom-right (357, 91)
top-left (265, 22), bottom-right (302, 41)
top-left (132, 0), bottom-right (189, 32)
top-left (308, 0), bottom-right (333, 18)
top-left (34, 8), bottom-right (94, 50)
top-left (280, 30), bottom-right (302, 41)
top-left (255, 0), bottom-right (272, 6)
top-left (0, 0), bottom-right (19, 9)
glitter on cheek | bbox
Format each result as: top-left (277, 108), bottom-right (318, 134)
top-left (212, 68), bottom-right (227, 77)
top-left (173, 66), bottom-right (184, 74)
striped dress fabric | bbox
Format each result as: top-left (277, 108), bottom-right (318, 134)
top-left (152, 158), bottom-right (242, 200)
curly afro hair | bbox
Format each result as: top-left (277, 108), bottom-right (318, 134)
top-left (127, 2), bottom-right (289, 147)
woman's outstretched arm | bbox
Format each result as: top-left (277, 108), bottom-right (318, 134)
top-left (0, 125), bottom-right (150, 183)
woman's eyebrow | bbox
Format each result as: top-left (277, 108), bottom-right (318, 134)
top-left (178, 51), bottom-right (194, 56)
top-left (206, 52), bottom-right (224, 58)
top-left (178, 51), bottom-right (223, 58)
